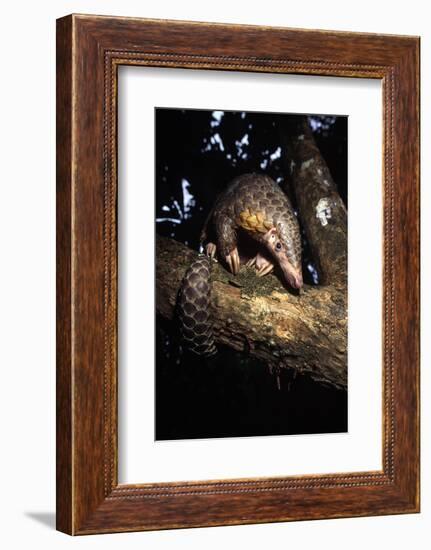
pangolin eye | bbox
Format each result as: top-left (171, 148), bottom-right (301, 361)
top-left (275, 242), bottom-right (282, 251)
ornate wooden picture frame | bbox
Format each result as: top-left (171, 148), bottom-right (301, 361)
top-left (56, 14), bottom-right (420, 535)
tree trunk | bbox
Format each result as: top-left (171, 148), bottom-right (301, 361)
top-left (281, 117), bottom-right (347, 286)
top-left (157, 236), bottom-right (347, 389)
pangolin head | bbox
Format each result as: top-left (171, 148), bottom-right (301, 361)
top-left (262, 225), bottom-right (303, 289)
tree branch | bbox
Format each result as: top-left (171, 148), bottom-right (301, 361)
top-left (281, 117), bottom-right (347, 285)
top-left (157, 236), bottom-right (347, 389)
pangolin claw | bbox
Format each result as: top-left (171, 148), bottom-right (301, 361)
top-left (254, 252), bottom-right (274, 277)
top-left (256, 263), bottom-right (274, 277)
top-left (206, 242), bottom-right (217, 259)
top-left (225, 247), bottom-right (240, 275)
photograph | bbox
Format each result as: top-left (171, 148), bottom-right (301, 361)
top-left (155, 107), bottom-right (348, 440)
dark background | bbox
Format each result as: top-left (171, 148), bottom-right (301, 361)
top-left (155, 107), bottom-right (347, 441)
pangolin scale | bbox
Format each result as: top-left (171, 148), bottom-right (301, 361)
top-left (178, 173), bottom-right (302, 356)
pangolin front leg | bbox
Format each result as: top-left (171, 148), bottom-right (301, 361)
top-left (255, 252), bottom-right (275, 277)
top-left (215, 214), bottom-right (240, 275)
top-left (246, 251), bottom-right (275, 277)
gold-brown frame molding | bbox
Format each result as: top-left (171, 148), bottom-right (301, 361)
top-left (56, 14), bottom-right (420, 534)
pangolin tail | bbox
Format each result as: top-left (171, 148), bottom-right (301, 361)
top-left (177, 255), bottom-right (217, 357)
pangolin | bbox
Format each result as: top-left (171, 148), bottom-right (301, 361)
top-left (178, 173), bottom-right (303, 357)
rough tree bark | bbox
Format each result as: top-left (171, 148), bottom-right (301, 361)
top-left (156, 116), bottom-right (347, 390)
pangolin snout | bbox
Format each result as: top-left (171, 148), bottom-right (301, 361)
top-left (279, 260), bottom-right (303, 290)
top-left (289, 270), bottom-right (303, 290)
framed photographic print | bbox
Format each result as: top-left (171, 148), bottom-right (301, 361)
top-left (56, 14), bottom-right (420, 535)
